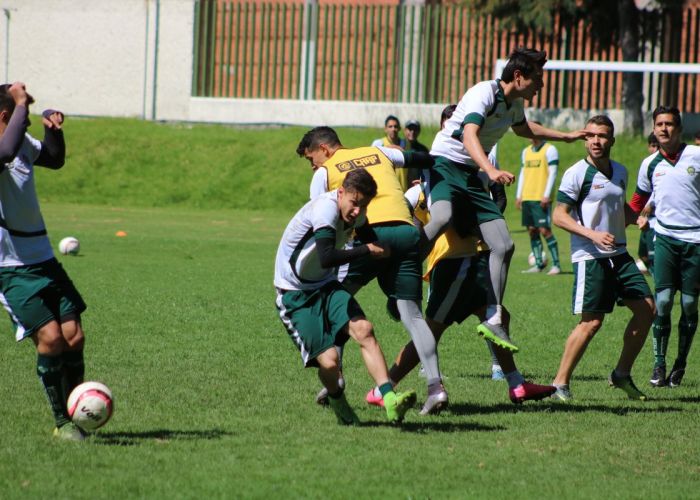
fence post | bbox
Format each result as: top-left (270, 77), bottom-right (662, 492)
top-left (299, 0), bottom-right (318, 100)
top-left (400, 0), bottom-right (425, 103)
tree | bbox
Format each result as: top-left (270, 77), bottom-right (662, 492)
top-left (466, 0), bottom-right (684, 134)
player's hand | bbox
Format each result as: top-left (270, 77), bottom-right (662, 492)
top-left (637, 215), bottom-right (649, 231)
top-left (515, 198), bottom-right (522, 210)
top-left (367, 242), bottom-right (390, 259)
top-left (8, 82), bottom-right (29, 106)
top-left (640, 204), bottom-right (653, 218)
top-left (564, 130), bottom-right (587, 143)
top-left (488, 169), bottom-right (515, 185)
top-left (42, 109), bottom-right (64, 130)
top-left (590, 230), bottom-right (615, 250)
top-left (540, 197), bottom-right (550, 209)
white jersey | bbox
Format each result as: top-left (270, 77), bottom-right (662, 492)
top-left (0, 134), bottom-right (55, 266)
top-left (430, 80), bottom-right (526, 166)
top-left (636, 144), bottom-right (700, 244)
top-left (274, 190), bottom-right (364, 291)
top-left (557, 159), bottom-right (629, 262)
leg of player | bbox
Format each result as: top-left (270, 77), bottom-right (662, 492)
top-left (316, 346), bottom-right (359, 426)
top-left (668, 293), bottom-right (699, 387)
top-left (32, 321), bottom-right (84, 441)
top-left (420, 200), bottom-right (452, 258)
top-left (551, 313), bottom-right (604, 400)
top-left (524, 226), bottom-right (545, 272)
top-left (650, 288), bottom-right (674, 387)
top-left (347, 318), bottom-right (416, 423)
top-left (541, 227), bottom-right (561, 275)
top-left (59, 316), bottom-right (86, 400)
top-left (608, 298), bottom-right (654, 401)
top-left (476, 219), bottom-right (517, 351)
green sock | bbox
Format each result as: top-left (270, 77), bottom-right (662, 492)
top-left (652, 315), bottom-right (671, 368)
top-left (378, 382), bottom-right (394, 397)
top-left (530, 236), bottom-right (544, 267)
top-left (546, 235), bottom-right (560, 267)
top-left (675, 311), bottom-right (698, 370)
top-left (62, 350), bottom-right (85, 400)
top-left (37, 354), bottom-right (70, 427)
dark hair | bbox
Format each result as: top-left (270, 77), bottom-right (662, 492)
top-left (652, 106), bottom-right (681, 126)
top-left (501, 47), bottom-right (547, 83)
top-left (296, 126), bottom-right (341, 156)
top-left (385, 115), bottom-right (400, 127)
top-left (647, 132), bottom-right (659, 146)
top-left (342, 168), bottom-right (377, 199)
top-left (440, 104), bottom-right (457, 127)
top-left (586, 115), bottom-right (615, 136)
top-left (0, 84), bottom-right (15, 115)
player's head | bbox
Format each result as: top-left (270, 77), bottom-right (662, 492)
top-left (440, 104), bottom-right (456, 129)
top-left (652, 105), bottom-right (682, 151)
top-left (405, 119), bottom-right (421, 141)
top-left (647, 132), bottom-right (659, 154)
top-left (0, 83), bottom-right (33, 126)
top-left (384, 115), bottom-right (401, 140)
top-left (338, 168), bottom-right (377, 224)
top-left (501, 47), bottom-right (546, 100)
top-left (584, 115), bottom-right (615, 160)
top-left (296, 126), bottom-right (342, 171)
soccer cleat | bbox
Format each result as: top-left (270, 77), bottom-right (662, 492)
top-left (509, 381), bottom-right (557, 404)
top-left (476, 322), bottom-right (519, 353)
top-left (315, 377), bottom-right (345, 406)
top-left (384, 390), bottom-right (417, 424)
top-left (53, 422), bottom-right (85, 441)
top-left (419, 387), bottom-right (449, 415)
top-left (521, 265), bottom-right (544, 273)
top-left (609, 370), bottom-right (647, 401)
top-left (649, 366), bottom-right (667, 387)
top-left (491, 365), bottom-right (506, 381)
top-left (551, 384), bottom-right (573, 401)
top-left (547, 266), bottom-right (562, 275)
top-left (365, 388), bottom-right (385, 408)
top-left (667, 368), bottom-right (685, 388)
top-left (328, 393), bottom-right (360, 426)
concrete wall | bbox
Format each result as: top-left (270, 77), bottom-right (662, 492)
top-left (1, 0), bottom-right (697, 134)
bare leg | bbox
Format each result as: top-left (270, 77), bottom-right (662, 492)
top-left (347, 318), bottom-right (391, 386)
top-left (553, 313), bottom-right (605, 386)
top-left (616, 297), bottom-right (655, 374)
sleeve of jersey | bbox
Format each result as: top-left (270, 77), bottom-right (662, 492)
top-left (309, 168), bottom-right (328, 199)
top-left (0, 105), bottom-right (28, 164)
top-left (556, 168), bottom-right (579, 206)
top-left (635, 161), bottom-right (652, 196)
top-left (461, 85), bottom-right (489, 127)
top-left (378, 146), bottom-right (405, 166)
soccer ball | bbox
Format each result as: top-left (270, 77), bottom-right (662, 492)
top-left (58, 236), bottom-right (80, 255)
top-left (67, 381), bottom-right (113, 431)
top-left (527, 251), bottom-right (548, 267)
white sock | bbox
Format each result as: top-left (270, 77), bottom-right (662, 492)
top-left (505, 370), bottom-right (525, 389)
top-left (486, 305), bottom-right (502, 325)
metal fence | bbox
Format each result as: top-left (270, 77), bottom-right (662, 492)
top-left (192, 0), bottom-right (700, 112)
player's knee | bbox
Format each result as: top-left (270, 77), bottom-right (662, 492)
top-left (655, 289), bottom-right (674, 316)
top-left (317, 348), bottom-right (340, 371)
top-left (582, 318), bottom-right (603, 337)
top-left (36, 330), bottom-right (67, 354)
top-left (680, 293), bottom-right (699, 317)
top-left (349, 318), bottom-right (375, 343)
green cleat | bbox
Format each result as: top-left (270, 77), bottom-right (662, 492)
top-left (328, 393), bottom-right (360, 426)
top-left (609, 371), bottom-right (647, 401)
top-left (476, 322), bottom-right (519, 353)
top-left (384, 390), bottom-right (417, 424)
top-left (53, 422), bottom-right (86, 441)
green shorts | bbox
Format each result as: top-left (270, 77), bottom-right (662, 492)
top-left (343, 223), bottom-right (423, 301)
top-left (275, 281), bottom-right (363, 367)
top-left (426, 253), bottom-right (489, 326)
top-left (0, 258), bottom-right (86, 342)
top-left (428, 156), bottom-right (504, 229)
top-left (571, 253), bottom-right (652, 314)
top-left (653, 233), bottom-right (700, 296)
top-left (521, 200), bottom-right (551, 229)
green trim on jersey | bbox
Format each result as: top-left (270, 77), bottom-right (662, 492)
top-left (556, 191), bottom-right (576, 205)
top-left (314, 227), bottom-right (335, 241)
top-left (289, 228), bottom-right (316, 285)
top-left (575, 163), bottom-right (599, 226)
top-left (548, 159), bottom-right (559, 166)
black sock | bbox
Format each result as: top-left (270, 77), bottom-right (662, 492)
top-left (37, 354), bottom-right (70, 427)
top-left (61, 349), bottom-right (85, 400)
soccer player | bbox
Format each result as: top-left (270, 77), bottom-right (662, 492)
top-left (397, 119), bottom-right (428, 191)
top-left (371, 115), bottom-right (405, 150)
top-left (0, 82), bottom-right (88, 440)
top-left (423, 47), bottom-right (586, 352)
top-left (298, 126), bottom-right (447, 415)
top-left (631, 106), bottom-right (700, 388)
top-left (364, 182), bottom-right (556, 412)
top-left (515, 122), bottom-right (562, 275)
top-left (551, 115), bottom-right (655, 401)
top-left (274, 168), bottom-right (416, 425)
top-left (635, 133), bottom-right (659, 276)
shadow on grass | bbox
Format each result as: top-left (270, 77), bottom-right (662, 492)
top-left (93, 428), bottom-right (231, 446)
top-left (359, 420), bottom-right (505, 433)
top-left (447, 401), bottom-right (685, 416)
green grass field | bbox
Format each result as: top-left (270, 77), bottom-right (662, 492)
top-left (0, 119), bottom-right (698, 498)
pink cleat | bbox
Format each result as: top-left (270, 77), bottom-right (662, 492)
top-left (365, 388), bottom-right (385, 407)
top-left (509, 381), bottom-right (557, 404)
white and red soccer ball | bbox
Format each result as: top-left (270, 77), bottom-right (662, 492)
top-left (527, 251), bottom-right (549, 267)
top-left (67, 381), bottom-right (113, 431)
top-left (58, 236), bottom-right (80, 256)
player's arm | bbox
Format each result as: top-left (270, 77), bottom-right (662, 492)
top-left (378, 146), bottom-right (433, 170)
top-left (515, 150), bottom-right (525, 209)
top-left (512, 120), bottom-right (586, 143)
top-left (309, 168), bottom-right (329, 199)
top-left (315, 227), bottom-right (386, 267)
top-left (35, 109), bottom-right (65, 169)
top-left (463, 123), bottom-right (514, 184)
top-left (0, 83), bottom-right (30, 164)
top-left (553, 199), bottom-right (615, 250)
top-left (542, 145), bottom-right (559, 208)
